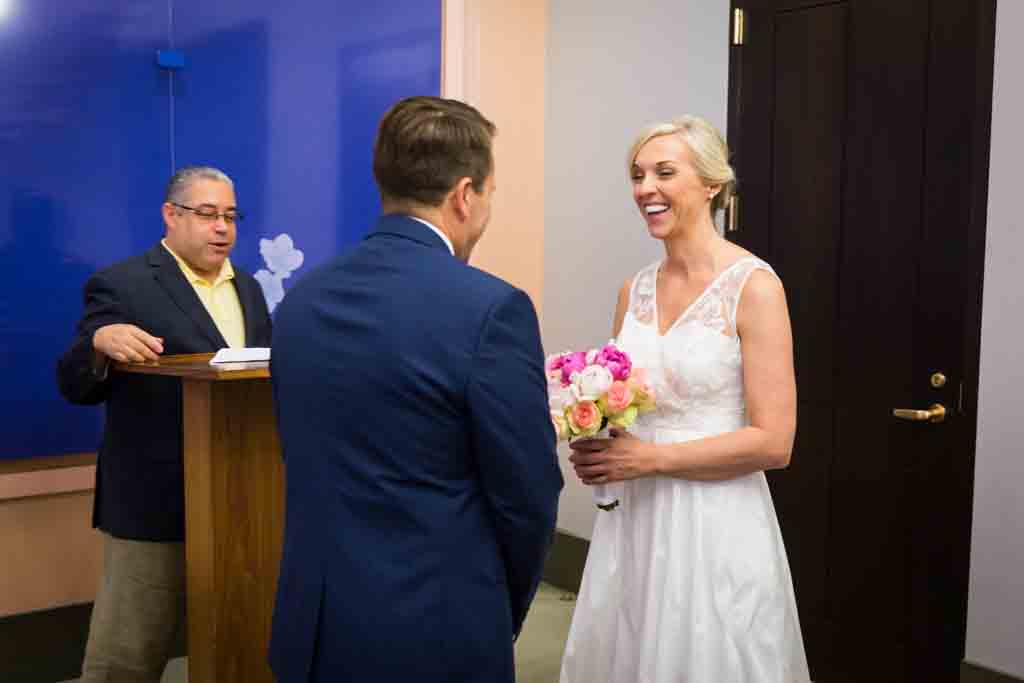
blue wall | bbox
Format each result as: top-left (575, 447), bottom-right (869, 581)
top-left (0, 0), bottom-right (441, 460)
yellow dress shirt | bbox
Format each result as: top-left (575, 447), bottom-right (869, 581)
top-left (161, 240), bottom-right (246, 348)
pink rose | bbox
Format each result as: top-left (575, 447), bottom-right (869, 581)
top-left (595, 344), bottom-right (632, 381)
top-left (627, 368), bottom-right (656, 412)
top-left (599, 381), bottom-right (634, 414)
top-left (567, 400), bottom-right (602, 437)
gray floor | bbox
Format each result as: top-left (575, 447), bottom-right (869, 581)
top-left (62, 583), bottom-right (576, 683)
top-left (515, 583), bottom-right (577, 682)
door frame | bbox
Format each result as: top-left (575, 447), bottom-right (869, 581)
top-left (949, 0), bottom-right (998, 670)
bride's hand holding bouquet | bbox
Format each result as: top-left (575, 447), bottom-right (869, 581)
top-left (546, 342), bottom-right (656, 510)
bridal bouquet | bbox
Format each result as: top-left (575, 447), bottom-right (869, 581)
top-left (546, 342), bottom-right (655, 510)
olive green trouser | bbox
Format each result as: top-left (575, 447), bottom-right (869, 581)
top-left (79, 533), bottom-right (186, 683)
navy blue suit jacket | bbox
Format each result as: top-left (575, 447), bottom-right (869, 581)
top-left (269, 215), bottom-right (563, 683)
top-left (56, 243), bottom-right (272, 541)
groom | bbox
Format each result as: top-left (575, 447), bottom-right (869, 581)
top-left (268, 96), bottom-right (563, 683)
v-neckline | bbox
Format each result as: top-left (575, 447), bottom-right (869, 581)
top-left (652, 256), bottom-right (754, 337)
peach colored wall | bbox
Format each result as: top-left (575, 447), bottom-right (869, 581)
top-left (0, 458), bottom-right (103, 616)
top-left (443, 0), bottom-right (547, 317)
top-left (0, 490), bottom-right (102, 617)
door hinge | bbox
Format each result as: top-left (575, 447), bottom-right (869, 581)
top-left (732, 8), bottom-right (747, 46)
top-left (727, 193), bottom-right (740, 233)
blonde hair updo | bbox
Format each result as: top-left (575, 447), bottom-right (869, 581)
top-left (627, 115), bottom-right (736, 215)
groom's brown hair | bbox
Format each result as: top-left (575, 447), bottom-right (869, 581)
top-left (373, 96), bottom-right (496, 208)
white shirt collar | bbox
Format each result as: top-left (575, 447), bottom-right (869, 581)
top-left (407, 216), bottom-right (455, 256)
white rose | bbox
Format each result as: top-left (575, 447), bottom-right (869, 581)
top-left (548, 383), bottom-right (575, 412)
top-left (572, 364), bottom-right (614, 402)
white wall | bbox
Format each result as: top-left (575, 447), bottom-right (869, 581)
top-left (543, 0), bottom-right (729, 538)
top-left (965, 2), bottom-right (1024, 677)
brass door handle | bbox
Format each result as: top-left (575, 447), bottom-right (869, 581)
top-left (893, 403), bottom-right (947, 423)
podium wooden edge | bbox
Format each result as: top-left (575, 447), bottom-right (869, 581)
top-left (113, 353), bottom-right (270, 380)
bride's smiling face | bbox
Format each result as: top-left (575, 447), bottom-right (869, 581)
top-left (630, 134), bottom-right (715, 240)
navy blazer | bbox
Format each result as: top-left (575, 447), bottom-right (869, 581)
top-left (57, 243), bottom-right (272, 541)
top-left (269, 215), bottom-right (563, 683)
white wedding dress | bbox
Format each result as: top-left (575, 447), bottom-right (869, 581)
top-left (560, 257), bottom-right (811, 683)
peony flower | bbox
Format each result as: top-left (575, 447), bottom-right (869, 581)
top-left (546, 352), bottom-right (567, 375)
top-left (548, 351), bottom-right (588, 387)
top-left (572, 364), bottom-right (614, 402)
top-left (598, 380), bottom-right (634, 415)
top-left (567, 400), bottom-right (603, 437)
top-left (595, 343), bottom-right (632, 381)
top-left (545, 353), bottom-right (566, 383)
top-left (607, 405), bottom-right (638, 429)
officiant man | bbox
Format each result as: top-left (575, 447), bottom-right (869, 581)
top-left (269, 96), bottom-right (563, 683)
top-left (57, 165), bottom-right (272, 682)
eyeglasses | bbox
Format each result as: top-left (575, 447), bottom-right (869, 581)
top-left (171, 203), bottom-right (244, 224)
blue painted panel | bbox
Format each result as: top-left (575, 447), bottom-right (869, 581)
top-left (337, 22), bottom-right (443, 255)
top-left (172, 1), bottom-right (442, 306)
top-left (0, 0), bottom-right (441, 460)
top-left (0, 2), bottom-right (170, 459)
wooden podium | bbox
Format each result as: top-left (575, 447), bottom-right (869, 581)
top-left (117, 353), bottom-right (282, 683)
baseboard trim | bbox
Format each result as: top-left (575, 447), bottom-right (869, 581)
top-left (0, 602), bottom-right (186, 683)
top-left (0, 603), bottom-right (93, 682)
top-left (543, 529), bottom-right (590, 593)
top-left (962, 661), bottom-right (1024, 683)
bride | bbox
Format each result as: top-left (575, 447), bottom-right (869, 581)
top-left (559, 115), bottom-right (811, 682)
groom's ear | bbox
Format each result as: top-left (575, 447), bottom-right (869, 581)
top-left (449, 177), bottom-right (474, 221)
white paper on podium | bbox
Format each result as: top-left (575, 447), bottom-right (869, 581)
top-left (209, 347), bottom-right (271, 365)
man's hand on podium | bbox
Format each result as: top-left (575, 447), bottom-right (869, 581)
top-left (93, 323), bottom-right (164, 365)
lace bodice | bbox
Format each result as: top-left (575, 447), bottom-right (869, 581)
top-left (618, 256), bottom-right (777, 439)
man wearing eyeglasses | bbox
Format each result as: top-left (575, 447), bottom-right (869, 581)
top-left (57, 165), bottom-right (272, 683)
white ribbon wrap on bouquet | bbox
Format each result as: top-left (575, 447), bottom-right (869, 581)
top-left (592, 480), bottom-right (623, 511)
top-left (572, 427), bottom-right (621, 511)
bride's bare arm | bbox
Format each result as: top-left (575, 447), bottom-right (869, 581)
top-left (570, 270), bottom-right (796, 484)
top-left (736, 270), bottom-right (797, 467)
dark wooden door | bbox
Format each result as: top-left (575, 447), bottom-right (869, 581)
top-left (727, 1), bottom-right (996, 681)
